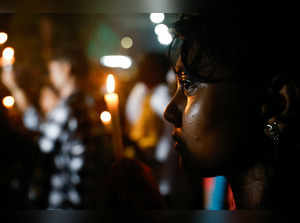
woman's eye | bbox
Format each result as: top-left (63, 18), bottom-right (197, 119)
top-left (181, 80), bottom-right (194, 95)
top-left (180, 79), bottom-right (207, 96)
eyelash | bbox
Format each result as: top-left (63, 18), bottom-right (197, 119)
top-left (179, 78), bottom-right (208, 96)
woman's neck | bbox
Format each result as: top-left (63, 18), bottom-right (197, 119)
top-left (227, 162), bottom-right (275, 209)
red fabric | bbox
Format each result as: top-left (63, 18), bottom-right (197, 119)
top-left (203, 177), bottom-right (215, 208)
top-left (227, 184), bottom-right (236, 210)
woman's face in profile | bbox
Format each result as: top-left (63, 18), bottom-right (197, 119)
top-left (164, 56), bottom-right (254, 178)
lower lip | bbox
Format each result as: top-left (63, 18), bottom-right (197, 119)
top-left (174, 141), bottom-right (183, 153)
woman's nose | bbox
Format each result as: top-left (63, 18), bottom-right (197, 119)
top-left (163, 91), bottom-right (185, 128)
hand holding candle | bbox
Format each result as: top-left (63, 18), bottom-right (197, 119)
top-left (104, 74), bottom-right (124, 161)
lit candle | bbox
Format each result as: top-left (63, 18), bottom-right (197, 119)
top-left (104, 74), bottom-right (123, 160)
top-left (1, 47), bottom-right (15, 72)
top-left (104, 74), bottom-right (119, 111)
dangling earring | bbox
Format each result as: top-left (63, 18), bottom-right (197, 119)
top-left (264, 120), bottom-right (280, 145)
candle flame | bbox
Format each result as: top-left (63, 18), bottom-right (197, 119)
top-left (2, 47), bottom-right (14, 60)
top-left (106, 74), bottom-right (115, 93)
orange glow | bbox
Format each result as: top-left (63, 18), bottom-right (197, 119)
top-left (2, 96), bottom-right (15, 108)
top-left (106, 74), bottom-right (115, 93)
top-left (100, 111), bottom-right (112, 125)
top-left (104, 74), bottom-right (119, 112)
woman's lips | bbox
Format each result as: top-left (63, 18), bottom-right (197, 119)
top-left (172, 129), bottom-right (181, 141)
top-left (172, 130), bottom-right (185, 152)
top-left (172, 130), bottom-right (185, 168)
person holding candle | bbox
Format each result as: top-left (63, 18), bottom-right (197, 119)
top-left (1, 46), bottom-right (113, 209)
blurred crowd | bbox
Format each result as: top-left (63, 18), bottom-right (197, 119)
top-left (0, 14), bottom-right (232, 210)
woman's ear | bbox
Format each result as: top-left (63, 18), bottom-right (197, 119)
top-left (278, 80), bottom-right (300, 124)
top-left (261, 76), bottom-right (286, 121)
top-left (262, 74), bottom-right (300, 131)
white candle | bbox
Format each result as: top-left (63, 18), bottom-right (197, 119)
top-left (104, 74), bottom-right (123, 160)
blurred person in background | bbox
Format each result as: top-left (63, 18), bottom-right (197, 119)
top-left (1, 46), bottom-right (113, 209)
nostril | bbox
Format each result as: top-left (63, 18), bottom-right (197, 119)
top-left (164, 101), bottom-right (182, 128)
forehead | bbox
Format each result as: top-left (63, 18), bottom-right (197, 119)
top-left (175, 55), bottom-right (184, 73)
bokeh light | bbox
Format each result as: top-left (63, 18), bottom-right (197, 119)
top-left (0, 32), bottom-right (8, 44)
top-left (153, 24), bottom-right (172, 45)
top-left (154, 24), bottom-right (169, 36)
top-left (121, 36), bottom-right (133, 49)
top-left (2, 47), bottom-right (14, 60)
top-left (150, 13), bottom-right (165, 24)
top-left (2, 96), bottom-right (15, 108)
top-left (158, 32), bottom-right (173, 45)
top-left (100, 111), bottom-right (112, 125)
top-left (100, 55), bottom-right (132, 69)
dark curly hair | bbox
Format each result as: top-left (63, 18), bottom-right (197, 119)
top-left (169, 14), bottom-right (299, 122)
top-left (170, 15), bottom-right (293, 83)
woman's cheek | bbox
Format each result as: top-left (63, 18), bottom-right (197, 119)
top-left (183, 97), bottom-right (205, 147)
top-left (184, 92), bottom-right (212, 132)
